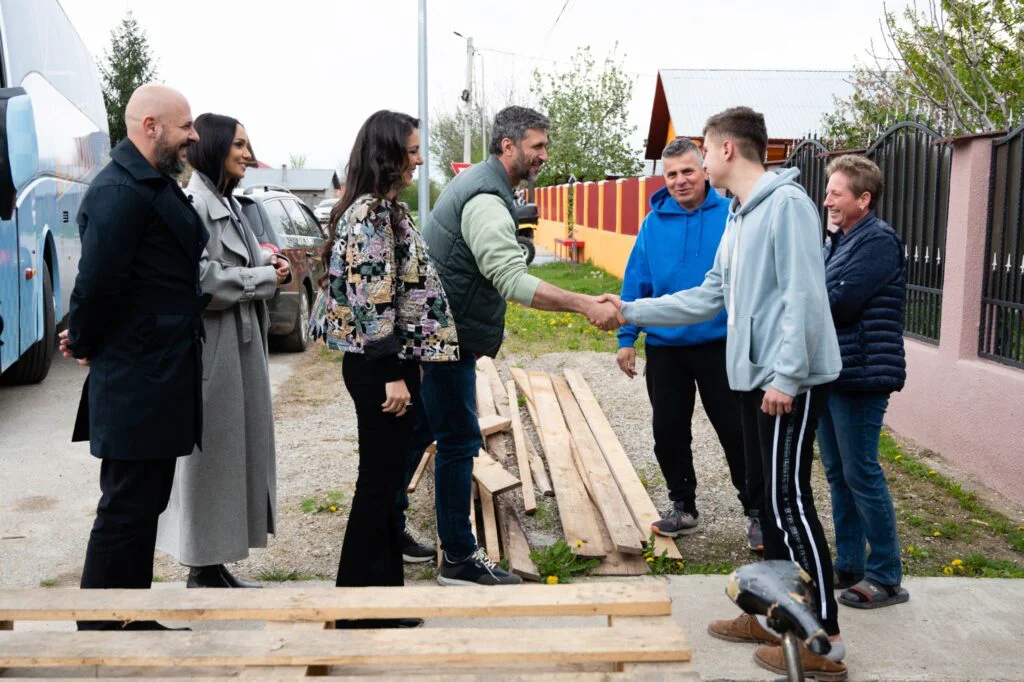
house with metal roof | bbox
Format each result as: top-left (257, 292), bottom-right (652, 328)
top-left (645, 69), bottom-right (855, 162)
top-left (241, 166), bottom-right (342, 208)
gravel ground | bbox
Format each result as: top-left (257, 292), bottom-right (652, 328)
top-left (149, 346), bottom-right (837, 584)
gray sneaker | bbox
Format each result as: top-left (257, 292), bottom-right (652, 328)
top-left (437, 547), bottom-right (523, 586)
top-left (746, 515), bottom-right (764, 552)
top-left (651, 504), bottom-right (700, 538)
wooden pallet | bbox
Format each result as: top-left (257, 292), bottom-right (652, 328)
top-left (0, 581), bottom-right (694, 679)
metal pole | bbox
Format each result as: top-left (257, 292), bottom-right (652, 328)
top-left (479, 53), bottom-right (486, 163)
top-left (462, 36), bottom-right (473, 163)
top-left (418, 0), bottom-right (430, 228)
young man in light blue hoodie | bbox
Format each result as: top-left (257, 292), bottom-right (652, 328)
top-left (602, 107), bottom-right (846, 679)
top-left (617, 137), bottom-right (760, 550)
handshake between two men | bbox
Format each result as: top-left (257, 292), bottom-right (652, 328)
top-left (579, 293), bottom-right (625, 331)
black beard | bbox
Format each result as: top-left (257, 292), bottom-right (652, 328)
top-left (155, 137), bottom-right (186, 176)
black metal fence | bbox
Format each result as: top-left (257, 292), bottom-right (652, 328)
top-left (782, 138), bottom-right (829, 228)
top-left (980, 124), bottom-right (1024, 368)
top-left (781, 121), bottom-right (951, 343)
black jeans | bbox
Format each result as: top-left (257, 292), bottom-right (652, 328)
top-left (740, 386), bottom-right (839, 637)
top-left (644, 341), bottom-right (754, 516)
top-left (336, 353), bottom-right (419, 588)
top-left (79, 457), bottom-right (178, 630)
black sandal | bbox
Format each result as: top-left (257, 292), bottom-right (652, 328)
top-left (834, 569), bottom-right (864, 591)
top-left (838, 578), bottom-right (909, 609)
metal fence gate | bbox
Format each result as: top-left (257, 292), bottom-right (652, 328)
top-left (981, 124), bottom-right (1024, 368)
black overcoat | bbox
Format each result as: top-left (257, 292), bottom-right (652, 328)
top-left (68, 139), bottom-right (210, 460)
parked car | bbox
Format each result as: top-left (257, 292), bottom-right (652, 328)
top-left (313, 197), bottom-right (338, 224)
top-left (236, 188), bottom-right (325, 351)
top-left (514, 203), bottom-right (538, 264)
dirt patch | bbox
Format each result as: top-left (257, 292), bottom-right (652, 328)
top-left (13, 496), bottom-right (58, 513)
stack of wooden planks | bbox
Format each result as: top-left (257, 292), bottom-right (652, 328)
top-left (406, 358), bottom-right (681, 580)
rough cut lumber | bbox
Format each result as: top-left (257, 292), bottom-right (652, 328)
top-left (527, 371), bottom-right (605, 558)
top-left (477, 357), bottom-right (510, 418)
top-left (551, 376), bottom-right (645, 555)
top-left (479, 488), bottom-right (501, 562)
top-left (479, 414), bottom-right (512, 437)
top-left (246, 620), bottom-right (333, 677)
top-left (496, 499), bottom-right (540, 581)
top-left (504, 380), bottom-right (536, 515)
top-left (568, 435), bottom-right (596, 502)
top-left (0, 626), bottom-right (691, 668)
top-left (510, 366), bottom-right (555, 496)
top-left (472, 451), bottom-right (521, 496)
top-left (477, 370), bottom-right (508, 460)
top-left (0, 582), bottom-right (671, 621)
top-left (527, 437), bottom-right (554, 497)
top-left (407, 443), bottom-right (436, 493)
top-left (564, 369), bottom-right (682, 561)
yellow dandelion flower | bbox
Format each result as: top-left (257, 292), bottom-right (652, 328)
top-left (933, 531), bottom-right (942, 537)
top-left (545, 575), bottom-right (559, 585)
top-left (943, 566), bottom-right (954, 575)
top-left (574, 540), bottom-right (583, 548)
top-left (952, 559), bottom-right (963, 566)
top-left (328, 505), bottom-right (337, 512)
top-left (907, 546), bottom-right (915, 552)
top-left (645, 557), bottom-right (654, 563)
top-left (928, 469), bottom-right (937, 475)
top-left (894, 454), bottom-right (902, 461)
top-left (675, 561), bottom-right (685, 569)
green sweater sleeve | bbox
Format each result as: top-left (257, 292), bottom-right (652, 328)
top-left (461, 193), bottom-right (541, 306)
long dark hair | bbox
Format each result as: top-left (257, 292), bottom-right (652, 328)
top-left (320, 110), bottom-right (419, 283)
top-left (186, 113), bottom-right (246, 196)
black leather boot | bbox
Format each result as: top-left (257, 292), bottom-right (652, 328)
top-left (186, 564), bottom-right (261, 588)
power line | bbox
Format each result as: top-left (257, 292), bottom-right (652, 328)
top-left (542, 0), bottom-right (573, 49)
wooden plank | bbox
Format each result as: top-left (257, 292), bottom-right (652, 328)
top-left (527, 438), bottom-right (554, 497)
top-left (527, 371), bottom-right (605, 558)
top-left (0, 583), bottom-right (670, 621)
top-left (477, 371), bottom-right (508, 460)
top-left (479, 414), bottom-right (512, 437)
top-left (478, 488), bottom-right (501, 563)
top-left (552, 376), bottom-right (644, 555)
top-left (568, 434), bottom-right (596, 502)
top-left (407, 443), bottom-right (436, 493)
top-left (0, 626), bottom-right (691, 668)
top-left (505, 380), bottom-right (536, 515)
top-left (564, 369), bottom-right (682, 561)
top-left (495, 499), bottom-right (540, 582)
top-left (608, 616), bottom-right (697, 678)
top-left (472, 451), bottom-right (521, 496)
top-left (477, 357), bottom-right (510, 418)
top-left (247, 620), bottom-right (333, 677)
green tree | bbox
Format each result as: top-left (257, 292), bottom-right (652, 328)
top-left (97, 11), bottom-right (158, 147)
top-left (823, 0), bottom-right (1024, 148)
top-left (289, 153), bottom-right (307, 169)
top-left (399, 178), bottom-right (443, 212)
top-left (429, 105), bottom-right (489, 182)
top-left (530, 45), bottom-right (642, 186)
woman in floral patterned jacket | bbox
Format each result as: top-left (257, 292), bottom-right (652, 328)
top-left (310, 111), bottom-right (457, 626)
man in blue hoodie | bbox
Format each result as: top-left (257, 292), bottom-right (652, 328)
top-left (602, 107), bottom-right (846, 680)
top-left (617, 137), bottom-right (760, 550)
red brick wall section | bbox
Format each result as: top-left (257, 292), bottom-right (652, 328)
top-left (586, 183), bottom-right (599, 228)
top-left (644, 175), bottom-right (666, 222)
top-left (602, 181), bottom-right (616, 232)
top-left (620, 178), bottom-right (639, 236)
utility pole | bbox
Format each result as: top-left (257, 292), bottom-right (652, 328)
top-left (479, 53), bottom-right (486, 162)
top-left (461, 36), bottom-right (473, 163)
top-left (417, 0), bottom-right (430, 227)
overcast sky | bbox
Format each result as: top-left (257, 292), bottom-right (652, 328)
top-left (60, 0), bottom-right (908, 176)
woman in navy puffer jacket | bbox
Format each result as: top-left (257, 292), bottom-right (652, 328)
top-left (818, 155), bottom-right (909, 610)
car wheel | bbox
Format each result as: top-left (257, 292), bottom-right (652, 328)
top-left (281, 285), bottom-right (311, 352)
top-left (516, 235), bottom-right (536, 265)
top-left (2, 261), bottom-right (56, 384)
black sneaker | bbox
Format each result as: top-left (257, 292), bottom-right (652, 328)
top-left (651, 503), bottom-right (700, 538)
top-left (402, 527), bottom-right (436, 564)
top-left (437, 548), bottom-right (522, 586)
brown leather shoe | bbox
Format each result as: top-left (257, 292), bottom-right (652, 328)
top-left (707, 613), bottom-right (781, 645)
top-left (754, 642), bottom-right (848, 681)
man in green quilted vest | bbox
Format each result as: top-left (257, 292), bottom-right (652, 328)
top-left (416, 106), bottom-right (621, 586)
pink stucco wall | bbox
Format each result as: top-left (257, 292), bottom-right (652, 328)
top-left (886, 136), bottom-right (1024, 505)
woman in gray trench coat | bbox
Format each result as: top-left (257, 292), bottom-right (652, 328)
top-left (156, 113), bottom-right (290, 587)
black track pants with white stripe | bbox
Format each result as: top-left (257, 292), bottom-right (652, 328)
top-left (740, 386), bottom-right (839, 636)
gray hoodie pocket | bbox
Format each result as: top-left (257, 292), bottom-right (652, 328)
top-left (727, 315), bottom-right (766, 391)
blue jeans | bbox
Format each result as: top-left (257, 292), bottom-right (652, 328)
top-left (398, 400), bottom-right (434, 529)
top-left (415, 355), bottom-right (481, 561)
top-left (817, 391), bottom-right (902, 586)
